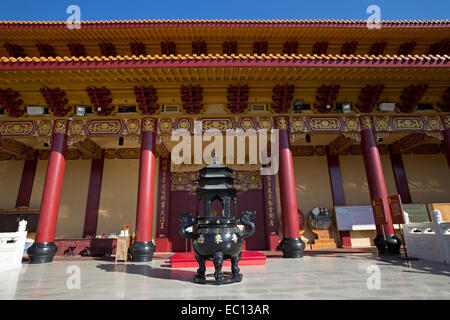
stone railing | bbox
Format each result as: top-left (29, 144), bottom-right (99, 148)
top-left (402, 210), bottom-right (450, 264)
top-left (0, 220), bottom-right (27, 272)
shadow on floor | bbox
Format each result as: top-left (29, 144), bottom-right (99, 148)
top-left (331, 253), bottom-right (450, 277)
top-left (96, 263), bottom-right (198, 283)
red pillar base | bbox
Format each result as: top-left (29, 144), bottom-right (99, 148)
top-left (27, 242), bottom-right (58, 264)
top-left (374, 234), bottom-right (402, 255)
top-left (130, 241), bottom-right (156, 262)
top-left (279, 238), bottom-right (305, 258)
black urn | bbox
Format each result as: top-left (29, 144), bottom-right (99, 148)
top-left (178, 159), bottom-right (255, 285)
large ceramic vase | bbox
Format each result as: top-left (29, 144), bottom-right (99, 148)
top-left (178, 157), bottom-right (256, 285)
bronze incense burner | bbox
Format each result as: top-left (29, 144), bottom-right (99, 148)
top-left (178, 159), bottom-right (255, 285)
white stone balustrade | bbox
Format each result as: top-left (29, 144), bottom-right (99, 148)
top-left (402, 210), bottom-right (450, 264)
top-left (0, 220), bottom-right (28, 272)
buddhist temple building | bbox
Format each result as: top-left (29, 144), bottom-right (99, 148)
top-left (0, 19), bottom-right (449, 263)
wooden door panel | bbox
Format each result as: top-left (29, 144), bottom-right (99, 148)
top-left (237, 189), bottom-right (267, 250)
top-left (169, 191), bottom-right (197, 252)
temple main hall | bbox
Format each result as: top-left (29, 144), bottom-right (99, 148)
top-left (0, 19), bottom-right (449, 263)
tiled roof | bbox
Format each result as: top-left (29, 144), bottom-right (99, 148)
top-left (0, 19), bottom-right (449, 29)
top-left (0, 53), bottom-right (447, 70)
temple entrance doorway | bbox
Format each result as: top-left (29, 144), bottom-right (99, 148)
top-left (168, 171), bottom-right (268, 252)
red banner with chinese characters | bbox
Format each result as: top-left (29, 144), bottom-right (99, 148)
top-left (388, 194), bottom-right (405, 224)
top-left (372, 198), bottom-right (388, 225)
top-left (156, 157), bottom-right (171, 238)
top-left (262, 174), bottom-right (280, 249)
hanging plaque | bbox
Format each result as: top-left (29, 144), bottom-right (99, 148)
top-left (372, 198), bottom-right (388, 225)
top-left (388, 194), bottom-right (405, 224)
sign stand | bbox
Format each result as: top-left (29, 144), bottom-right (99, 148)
top-left (387, 194), bottom-right (417, 262)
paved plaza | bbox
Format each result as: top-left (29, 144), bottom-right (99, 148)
top-left (1, 253), bottom-right (449, 300)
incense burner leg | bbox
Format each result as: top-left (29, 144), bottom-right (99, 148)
top-left (231, 252), bottom-right (241, 275)
top-left (195, 253), bottom-right (206, 279)
top-left (213, 251), bottom-right (224, 281)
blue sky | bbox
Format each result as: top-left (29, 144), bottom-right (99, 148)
top-left (1, 0), bottom-right (449, 21)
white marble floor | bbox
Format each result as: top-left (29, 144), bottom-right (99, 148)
top-left (1, 253), bottom-right (449, 300)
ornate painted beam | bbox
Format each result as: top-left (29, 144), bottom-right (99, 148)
top-left (74, 137), bottom-right (102, 159)
top-left (0, 137), bottom-right (34, 159)
top-left (391, 132), bottom-right (436, 153)
top-left (328, 134), bottom-right (359, 155)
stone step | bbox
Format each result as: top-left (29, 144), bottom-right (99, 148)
top-left (311, 243), bottom-right (337, 249)
top-left (314, 239), bottom-right (336, 244)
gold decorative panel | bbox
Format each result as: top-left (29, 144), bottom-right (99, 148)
top-left (392, 117), bottom-right (424, 130)
top-left (87, 120), bottom-right (122, 135)
top-left (0, 121), bottom-right (34, 136)
top-left (308, 118), bottom-right (342, 131)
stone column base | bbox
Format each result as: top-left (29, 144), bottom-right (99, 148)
top-left (373, 234), bottom-right (402, 255)
top-left (130, 241), bottom-right (156, 262)
top-left (279, 238), bottom-right (305, 258)
top-left (27, 242), bottom-right (57, 264)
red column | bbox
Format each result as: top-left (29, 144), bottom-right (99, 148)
top-left (276, 117), bottom-right (305, 258)
top-left (389, 145), bottom-right (412, 204)
top-left (82, 150), bottom-right (105, 238)
top-left (27, 120), bottom-right (68, 263)
top-left (130, 118), bottom-right (157, 261)
top-left (360, 116), bottom-right (401, 254)
top-left (326, 147), bottom-right (351, 247)
top-left (442, 115), bottom-right (450, 169)
top-left (16, 150), bottom-right (39, 208)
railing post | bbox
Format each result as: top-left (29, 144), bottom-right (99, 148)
top-left (432, 209), bottom-right (449, 264)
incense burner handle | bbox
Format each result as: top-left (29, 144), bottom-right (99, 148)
top-left (239, 211), bottom-right (256, 239)
top-left (178, 213), bottom-right (195, 239)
